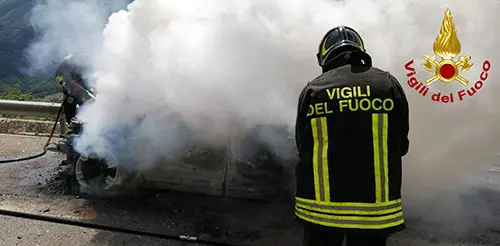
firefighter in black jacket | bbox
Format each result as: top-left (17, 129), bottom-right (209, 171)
top-left (54, 56), bottom-right (87, 126)
top-left (294, 26), bottom-right (410, 246)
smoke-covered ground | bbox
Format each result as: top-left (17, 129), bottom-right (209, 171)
top-left (25, 0), bottom-right (500, 242)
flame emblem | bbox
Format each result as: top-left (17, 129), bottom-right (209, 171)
top-left (422, 8), bottom-right (473, 85)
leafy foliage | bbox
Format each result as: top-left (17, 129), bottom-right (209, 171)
top-left (0, 76), bottom-right (59, 99)
top-left (0, 0), bottom-right (59, 101)
top-left (0, 87), bottom-right (35, 101)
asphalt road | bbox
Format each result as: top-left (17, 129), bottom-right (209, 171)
top-left (0, 133), bottom-right (499, 246)
top-left (0, 134), bottom-right (185, 246)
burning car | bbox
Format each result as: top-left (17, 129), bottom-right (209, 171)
top-left (56, 59), bottom-right (297, 201)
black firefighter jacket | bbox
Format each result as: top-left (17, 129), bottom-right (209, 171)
top-left (294, 64), bottom-right (410, 236)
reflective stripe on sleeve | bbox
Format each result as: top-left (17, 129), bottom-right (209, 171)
top-left (310, 117), bottom-right (330, 201)
top-left (372, 113), bottom-right (389, 203)
top-left (295, 207), bottom-right (404, 229)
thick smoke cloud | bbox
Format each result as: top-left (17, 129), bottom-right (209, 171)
top-left (25, 0), bottom-right (130, 74)
top-left (26, 0), bottom-right (500, 239)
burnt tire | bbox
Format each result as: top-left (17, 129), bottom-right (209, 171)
top-left (73, 155), bottom-right (139, 197)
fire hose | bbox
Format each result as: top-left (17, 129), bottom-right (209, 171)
top-left (0, 95), bottom-right (66, 164)
top-left (0, 75), bottom-right (96, 164)
top-left (0, 208), bottom-right (237, 245)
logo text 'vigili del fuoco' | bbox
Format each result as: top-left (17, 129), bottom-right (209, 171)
top-left (404, 8), bottom-right (491, 103)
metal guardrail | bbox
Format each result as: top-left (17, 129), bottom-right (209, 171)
top-left (0, 99), bottom-right (66, 134)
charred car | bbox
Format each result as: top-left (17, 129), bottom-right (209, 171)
top-left (56, 60), bottom-right (297, 201)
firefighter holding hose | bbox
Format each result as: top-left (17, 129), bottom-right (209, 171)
top-left (294, 26), bottom-right (410, 246)
top-left (54, 55), bottom-right (88, 127)
top-left (54, 55), bottom-right (94, 171)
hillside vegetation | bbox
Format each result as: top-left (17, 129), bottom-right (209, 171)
top-left (0, 0), bottom-right (65, 101)
top-left (0, 0), bottom-right (132, 102)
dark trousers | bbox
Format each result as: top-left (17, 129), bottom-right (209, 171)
top-left (303, 226), bottom-right (387, 246)
top-left (63, 101), bottom-right (77, 124)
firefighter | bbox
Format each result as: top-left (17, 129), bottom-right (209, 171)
top-left (294, 26), bottom-right (410, 246)
top-left (54, 56), bottom-right (87, 172)
top-left (54, 55), bottom-right (87, 126)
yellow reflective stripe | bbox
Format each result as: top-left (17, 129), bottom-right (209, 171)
top-left (295, 208), bottom-right (404, 229)
top-left (296, 207), bottom-right (402, 221)
top-left (311, 117), bottom-right (331, 202)
top-left (311, 118), bottom-right (321, 200)
top-left (295, 204), bottom-right (401, 215)
top-left (372, 114), bottom-right (382, 202)
top-left (295, 199), bottom-right (402, 215)
top-left (373, 113), bottom-right (389, 203)
top-left (320, 117), bottom-right (330, 201)
top-left (382, 113), bottom-right (389, 202)
top-left (296, 196), bottom-right (401, 207)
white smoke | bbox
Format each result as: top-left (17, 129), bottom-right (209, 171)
top-left (25, 0), bottom-right (130, 74)
top-left (26, 0), bottom-right (500, 239)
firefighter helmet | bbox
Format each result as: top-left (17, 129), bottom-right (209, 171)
top-left (316, 26), bottom-right (366, 67)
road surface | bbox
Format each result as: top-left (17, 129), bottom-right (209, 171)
top-left (0, 133), bottom-right (499, 245)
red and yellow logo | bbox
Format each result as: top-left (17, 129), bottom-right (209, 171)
top-left (404, 8), bottom-right (491, 103)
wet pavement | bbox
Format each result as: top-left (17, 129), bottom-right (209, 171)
top-left (1, 133), bottom-right (500, 245)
